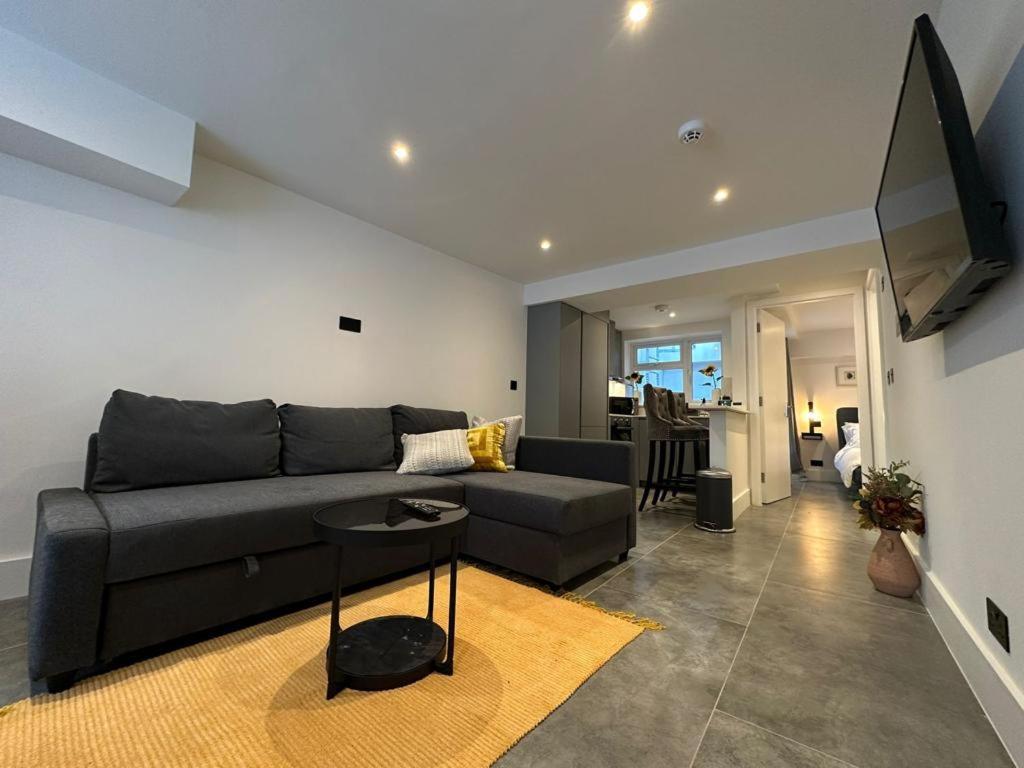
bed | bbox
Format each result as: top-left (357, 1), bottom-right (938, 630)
top-left (833, 406), bottom-right (862, 491)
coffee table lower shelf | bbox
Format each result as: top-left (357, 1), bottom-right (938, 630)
top-left (326, 615), bottom-right (449, 697)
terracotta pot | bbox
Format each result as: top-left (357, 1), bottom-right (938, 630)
top-left (867, 529), bottom-right (920, 597)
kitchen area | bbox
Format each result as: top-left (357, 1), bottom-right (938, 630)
top-left (526, 301), bottom-right (751, 517)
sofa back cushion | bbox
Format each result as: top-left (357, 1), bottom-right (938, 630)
top-left (390, 405), bottom-right (468, 465)
top-left (278, 405), bottom-right (395, 475)
top-left (91, 389), bottom-right (281, 492)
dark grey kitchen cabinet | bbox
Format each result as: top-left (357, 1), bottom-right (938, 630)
top-left (526, 302), bottom-right (609, 438)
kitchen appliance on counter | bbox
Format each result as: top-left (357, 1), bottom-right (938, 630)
top-left (609, 396), bottom-right (636, 416)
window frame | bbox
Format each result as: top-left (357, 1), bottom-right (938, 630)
top-left (628, 334), bottom-right (724, 404)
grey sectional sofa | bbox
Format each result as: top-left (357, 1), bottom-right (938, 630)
top-left (28, 391), bottom-right (635, 692)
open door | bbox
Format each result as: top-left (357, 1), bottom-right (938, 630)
top-left (758, 310), bottom-right (792, 503)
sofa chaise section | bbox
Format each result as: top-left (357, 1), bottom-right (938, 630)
top-left (461, 436), bottom-right (636, 586)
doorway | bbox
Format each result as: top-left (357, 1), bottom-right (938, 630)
top-left (747, 287), bottom-right (881, 507)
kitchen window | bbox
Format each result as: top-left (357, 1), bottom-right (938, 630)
top-left (630, 337), bottom-right (723, 404)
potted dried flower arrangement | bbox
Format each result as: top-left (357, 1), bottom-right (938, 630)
top-left (699, 364), bottom-right (722, 404)
top-left (854, 460), bottom-right (925, 597)
top-left (627, 371), bottom-right (644, 404)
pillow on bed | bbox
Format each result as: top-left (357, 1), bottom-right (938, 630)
top-left (842, 422), bottom-right (860, 446)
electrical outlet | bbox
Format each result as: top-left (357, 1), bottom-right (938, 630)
top-left (338, 316), bottom-right (362, 333)
top-left (987, 598), bottom-right (1010, 653)
top-left (810, 459), bottom-right (824, 467)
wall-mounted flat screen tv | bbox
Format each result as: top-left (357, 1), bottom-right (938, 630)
top-left (875, 14), bottom-right (1010, 342)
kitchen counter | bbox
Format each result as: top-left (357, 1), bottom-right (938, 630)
top-left (706, 408), bottom-right (751, 516)
top-left (697, 405), bottom-right (749, 415)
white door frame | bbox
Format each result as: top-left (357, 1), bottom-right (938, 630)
top-left (864, 268), bottom-right (890, 466)
top-left (746, 286), bottom-right (876, 507)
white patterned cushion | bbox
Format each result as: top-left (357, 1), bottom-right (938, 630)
top-left (396, 429), bottom-right (475, 475)
top-left (472, 415), bottom-right (523, 470)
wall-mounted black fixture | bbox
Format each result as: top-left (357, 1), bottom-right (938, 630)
top-left (801, 400), bottom-right (823, 441)
top-left (339, 316), bottom-right (362, 333)
top-left (988, 597), bottom-right (1010, 653)
top-left (509, 380), bottom-right (518, 391)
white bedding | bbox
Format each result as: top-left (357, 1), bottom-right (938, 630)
top-left (833, 435), bottom-right (861, 488)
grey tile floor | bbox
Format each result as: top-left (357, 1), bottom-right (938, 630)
top-left (0, 482), bottom-right (1013, 767)
top-left (497, 481), bottom-right (1014, 768)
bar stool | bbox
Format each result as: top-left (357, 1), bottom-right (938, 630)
top-left (665, 390), bottom-right (709, 495)
top-left (638, 385), bottom-right (710, 511)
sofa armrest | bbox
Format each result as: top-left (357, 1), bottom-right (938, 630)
top-left (28, 488), bottom-right (109, 681)
top-left (516, 436), bottom-right (636, 493)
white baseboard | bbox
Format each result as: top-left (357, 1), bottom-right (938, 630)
top-left (906, 539), bottom-right (1023, 767)
top-left (0, 556), bottom-right (31, 601)
top-left (732, 487), bottom-right (751, 519)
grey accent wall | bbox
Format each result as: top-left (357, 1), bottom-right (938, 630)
top-left (879, 33), bottom-right (1024, 764)
top-left (943, 45), bottom-right (1024, 374)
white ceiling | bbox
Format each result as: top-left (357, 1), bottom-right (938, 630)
top-left (610, 296), bottom-right (733, 330)
top-left (0, 1), bottom-right (939, 283)
top-left (585, 239), bottom-right (879, 329)
top-left (766, 295), bottom-right (855, 337)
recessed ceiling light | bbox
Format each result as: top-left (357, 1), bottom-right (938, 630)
top-left (391, 141), bottom-right (411, 164)
top-left (713, 187), bottom-right (730, 204)
top-left (669, 311), bottom-right (677, 318)
top-left (539, 239), bottom-right (552, 252)
top-left (627, 2), bottom-right (651, 24)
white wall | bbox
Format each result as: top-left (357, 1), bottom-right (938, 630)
top-left (0, 152), bottom-right (527, 598)
top-left (881, 6), bottom-right (1024, 761)
top-left (789, 329), bottom-right (858, 482)
top-left (523, 209), bottom-right (879, 306)
top-left (0, 27), bottom-right (195, 203)
top-left (936, 0), bottom-right (1024, 130)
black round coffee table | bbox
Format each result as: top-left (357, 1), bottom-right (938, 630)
top-left (312, 497), bottom-right (469, 700)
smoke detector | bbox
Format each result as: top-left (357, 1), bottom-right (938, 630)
top-left (678, 119), bottom-right (706, 145)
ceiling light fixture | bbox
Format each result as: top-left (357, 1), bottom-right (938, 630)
top-left (627, 2), bottom-right (650, 25)
top-left (713, 187), bottom-right (730, 204)
top-left (391, 141), bottom-right (411, 165)
top-left (539, 239), bottom-right (552, 251)
top-left (669, 311), bottom-right (677, 318)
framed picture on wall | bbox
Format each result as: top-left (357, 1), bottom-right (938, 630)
top-left (836, 365), bottom-right (857, 387)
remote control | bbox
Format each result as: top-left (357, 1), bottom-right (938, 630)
top-left (397, 499), bottom-right (442, 519)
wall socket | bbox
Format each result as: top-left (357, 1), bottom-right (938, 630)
top-left (987, 598), bottom-right (1010, 653)
top-left (810, 459), bottom-right (824, 467)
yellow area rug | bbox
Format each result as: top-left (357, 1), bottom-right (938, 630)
top-left (0, 565), bottom-right (643, 767)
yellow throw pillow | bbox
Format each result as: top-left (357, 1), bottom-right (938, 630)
top-left (466, 421), bottom-right (508, 472)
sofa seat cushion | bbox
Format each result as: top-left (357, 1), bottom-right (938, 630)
top-left (452, 471), bottom-right (632, 536)
top-left (93, 472), bottom-right (464, 583)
